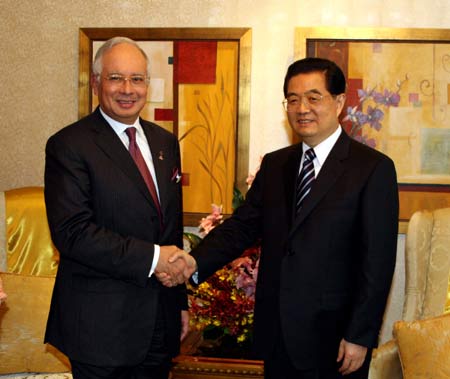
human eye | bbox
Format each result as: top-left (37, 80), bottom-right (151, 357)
top-left (107, 74), bottom-right (123, 83)
top-left (287, 97), bottom-right (300, 106)
top-left (307, 94), bottom-right (322, 103)
top-left (130, 76), bottom-right (146, 85)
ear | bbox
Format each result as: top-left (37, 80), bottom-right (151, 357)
top-left (91, 74), bottom-right (99, 96)
top-left (335, 93), bottom-right (346, 117)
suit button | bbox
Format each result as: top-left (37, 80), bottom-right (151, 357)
top-left (287, 249), bottom-right (295, 256)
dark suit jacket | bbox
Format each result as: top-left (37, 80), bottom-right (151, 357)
top-left (191, 130), bottom-right (399, 369)
top-left (44, 108), bottom-right (185, 366)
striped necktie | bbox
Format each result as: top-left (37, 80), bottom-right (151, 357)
top-left (296, 148), bottom-right (316, 214)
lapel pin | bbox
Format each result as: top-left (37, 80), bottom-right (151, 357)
top-left (158, 151), bottom-right (164, 160)
top-left (171, 168), bottom-right (182, 183)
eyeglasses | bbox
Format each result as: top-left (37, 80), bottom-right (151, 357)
top-left (282, 92), bottom-right (333, 112)
top-left (102, 74), bottom-right (149, 87)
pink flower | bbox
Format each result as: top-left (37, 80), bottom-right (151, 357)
top-left (245, 174), bottom-right (255, 188)
top-left (232, 251), bottom-right (259, 301)
top-left (199, 204), bottom-right (224, 237)
top-left (245, 156), bottom-right (263, 188)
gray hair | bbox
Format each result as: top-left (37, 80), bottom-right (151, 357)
top-left (92, 36), bottom-right (151, 78)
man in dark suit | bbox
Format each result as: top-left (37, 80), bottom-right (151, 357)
top-left (44, 37), bottom-right (195, 379)
top-left (165, 57), bottom-right (399, 378)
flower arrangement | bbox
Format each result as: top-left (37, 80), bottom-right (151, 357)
top-left (188, 242), bottom-right (260, 346)
top-left (198, 204), bottom-right (224, 238)
top-left (343, 75), bottom-right (408, 147)
top-left (186, 163), bottom-right (262, 356)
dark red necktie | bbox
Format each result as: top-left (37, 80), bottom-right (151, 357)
top-left (125, 127), bottom-right (162, 223)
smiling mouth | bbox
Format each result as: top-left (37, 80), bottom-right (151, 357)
top-left (117, 99), bottom-right (136, 104)
top-left (116, 99), bottom-right (138, 109)
top-left (297, 119), bottom-right (314, 124)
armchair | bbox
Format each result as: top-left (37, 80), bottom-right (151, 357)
top-left (369, 207), bottom-right (450, 379)
top-left (0, 187), bottom-right (70, 377)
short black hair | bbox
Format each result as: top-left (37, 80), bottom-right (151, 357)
top-left (283, 57), bottom-right (346, 97)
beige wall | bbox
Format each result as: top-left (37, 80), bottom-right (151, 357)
top-left (1, 0), bottom-right (450, 190)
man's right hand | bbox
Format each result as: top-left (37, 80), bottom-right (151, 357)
top-left (155, 246), bottom-right (197, 286)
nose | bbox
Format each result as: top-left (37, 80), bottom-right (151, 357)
top-left (119, 79), bottom-right (134, 93)
top-left (297, 98), bottom-right (311, 113)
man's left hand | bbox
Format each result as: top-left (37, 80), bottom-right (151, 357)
top-left (337, 338), bottom-right (367, 375)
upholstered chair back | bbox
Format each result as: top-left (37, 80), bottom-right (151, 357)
top-left (402, 207), bottom-right (450, 321)
top-left (1, 186), bottom-right (59, 275)
top-left (0, 187), bottom-right (69, 375)
top-left (369, 207), bottom-right (450, 379)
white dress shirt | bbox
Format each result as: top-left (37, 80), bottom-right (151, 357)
top-left (100, 108), bottom-right (160, 277)
top-left (300, 125), bottom-right (342, 177)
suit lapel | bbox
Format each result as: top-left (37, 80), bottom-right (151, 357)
top-left (289, 132), bottom-right (351, 236)
top-left (89, 109), bottom-right (154, 207)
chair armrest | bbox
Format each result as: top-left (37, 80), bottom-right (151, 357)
top-left (369, 339), bottom-right (402, 379)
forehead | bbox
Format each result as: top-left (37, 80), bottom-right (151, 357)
top-left (287, 71), bottom-right (328, 94)
top-left (101, 43), bottom-right (147, 73)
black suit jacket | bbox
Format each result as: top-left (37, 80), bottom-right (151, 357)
top-left (44, 108), bottom-right (185, 366)
top-left (191, 130), bottom-right (399, 369)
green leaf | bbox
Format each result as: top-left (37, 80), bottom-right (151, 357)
top-left (232, 187), bottom-right (245, 210)
top-left (183, 232), bottom-right (203, 249)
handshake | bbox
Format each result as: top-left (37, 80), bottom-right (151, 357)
top-left (154, 245), bottom-right (197, 287)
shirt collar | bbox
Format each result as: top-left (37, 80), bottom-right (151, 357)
top-left (99, 107), bottom-right (142, 136)
top-left (302, 126), bottom-right (342, 167)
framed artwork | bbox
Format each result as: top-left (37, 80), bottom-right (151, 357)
top-left (78, 27), bottom-right (252, 226)
top-left (295, 27), bottom-right (450, 229)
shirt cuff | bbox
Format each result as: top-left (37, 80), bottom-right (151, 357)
top-left (149, 244), bottom-right (160, 277)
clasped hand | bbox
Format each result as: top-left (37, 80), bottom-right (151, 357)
top-left (155, 246), bottom-right (197, 287)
